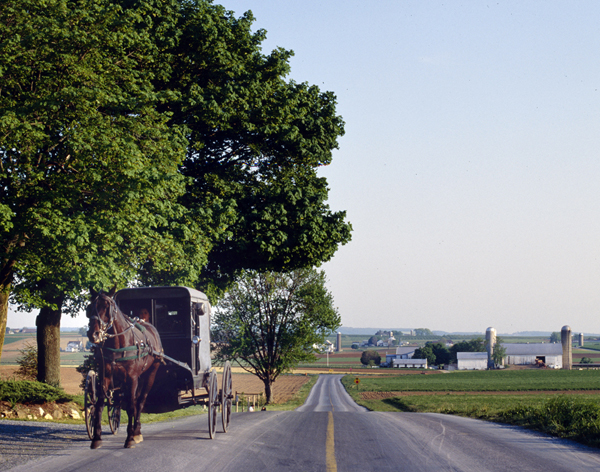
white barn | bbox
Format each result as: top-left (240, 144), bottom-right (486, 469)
top-left (502, 343), bottom-right (562, 368)
top-left (457, 352), bottom-right (488, 370)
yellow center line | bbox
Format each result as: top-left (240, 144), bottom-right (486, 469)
top-left (326, 411), bottom-right (337, 472)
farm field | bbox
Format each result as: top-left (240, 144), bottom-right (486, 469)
top-left (342, 369), bottom-right (600, 392)
top-left (1, 333), bottom-right (89, 366)
top-left (573, 348), bottom-right (600, 362)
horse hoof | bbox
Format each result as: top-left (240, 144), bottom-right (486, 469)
top-left (91, 440), bottom-right (102, 450)
top-left (133, 434), bottom-right (143, 444)
top-left (124, 440), bottom-right (136, 449)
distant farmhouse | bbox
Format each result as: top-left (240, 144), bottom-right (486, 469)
top-left (65, 341), bottom-right (84, 352)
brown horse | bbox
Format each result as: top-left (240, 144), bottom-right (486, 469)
top-left (87, 288), bottom-right (163, 449)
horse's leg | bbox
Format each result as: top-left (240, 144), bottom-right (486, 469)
top-left (124, 377), bottom-right (139, 448)
top-left (91, 377), bottom-right (107, 449)
top-left (132, 360), bottom-right (161, 444)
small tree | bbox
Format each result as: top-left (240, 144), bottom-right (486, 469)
top-left (368, 336), bottom-right (379, 346)
top-left (213, 268), bottom-right (340, 404)
top-left (413, 345), bottom-right (435, 366)
top-left (16, 342), bottom-right (38, 381)
top-left (550, 332), bottom-right (561, 343)
top-left (491, 343), bottom-right (507, 368)
top-left (429, 342), bottom-right (451, 366)
top-left (360, 350), bottom-right (381, 366)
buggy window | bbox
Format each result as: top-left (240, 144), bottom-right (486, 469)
top-left (155, 299), bottom-right (189, 334)
top-left (119, 300), bottom-right (152, 323)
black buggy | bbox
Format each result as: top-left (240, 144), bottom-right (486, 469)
top-left (84, 286), bottom-right (232, 440)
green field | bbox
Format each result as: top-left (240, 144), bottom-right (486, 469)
top-left (1, 335), bottom-right (36, 345)
top-left (342, 369), bottom-right (600, 392)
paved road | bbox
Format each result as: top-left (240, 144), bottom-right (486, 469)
top-left (4, 375), bottom-right (600, 471)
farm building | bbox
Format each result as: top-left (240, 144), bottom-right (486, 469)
top-left (393, 358), bottom-right (427, 368)
top-left (383, 346), bottom-right (422, 368)
top-left (457, 352), bottom-right (488, 370)
top-left (395, 346), bottom-right (417, 359)
top-left (66, 341), bottom-right (83, 352)
top-left (502, 343), bottom-right (563, 368)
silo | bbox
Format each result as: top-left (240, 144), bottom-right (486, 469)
top-left (561, 325), bottom-right (572, 370)
top-left (336, 332), bottom-right (342, 352)
top-left (579, 332), bottom-right (584, 347)
top-left (486, 327), bottom-right (496, 368)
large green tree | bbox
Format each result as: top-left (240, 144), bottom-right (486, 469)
top-left (0, 0), bottom-right (215, 383)
top-left (213, 268), bottom-right (340, 403)
top-left (142, 2), bottom-right (351, 296)
top-left (1, 0), bottom-right (351, 385)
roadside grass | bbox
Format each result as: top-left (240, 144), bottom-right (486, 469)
top-left (341, 371), bottom-right (600, 448)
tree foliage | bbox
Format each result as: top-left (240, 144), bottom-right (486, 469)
top-left (0, 0), bottom-right (211, 381)
top-left (414, 328), bottom-right (433, 337)
top-left (213, 268), bottom-right (340, 403)
top-left (360, 350), bottom-right (381, 367)
top-left (412, 342), bottom-right (450, 366)
top-left (0, 0), bottom-right (351, 377)
top-left (550, 332), bottom-right (561, 343)
top-left (140, 1), bottom-right (351, 295)
top-left (412, 345), bottom-right (435, 366)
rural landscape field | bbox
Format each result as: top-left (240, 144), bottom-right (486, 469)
top-left (3, 330), bottom-right (600, 447)
top-left (0, 333), bottom-right (600, 436)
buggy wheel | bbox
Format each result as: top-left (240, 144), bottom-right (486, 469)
top-left (107, 394), bottom-right (121, 434)
top-left (221, 362), bottom-right (232, 433)
top-left (84, 370), bottom-right (98, 440)
top-left (207, 369), bottom-right (218, 439)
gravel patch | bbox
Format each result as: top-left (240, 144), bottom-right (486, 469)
top-left (0, 420), bottom-right (88, 471)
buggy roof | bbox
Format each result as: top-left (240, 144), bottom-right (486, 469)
top-left (115, 286), bottom-right (209, 302)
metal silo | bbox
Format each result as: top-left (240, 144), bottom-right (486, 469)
top-left (561, 325), bottom-right (572, 370)
top-left (486, 327), bottom-right (496, 368)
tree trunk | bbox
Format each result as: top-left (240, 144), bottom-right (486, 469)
top-left (262, 376), bottom-right (274, 404)
top-left (0, 285), bottom-right (9, 363)
top-left (36, 295), bottom-right (64, 388)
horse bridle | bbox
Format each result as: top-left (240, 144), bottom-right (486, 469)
top-left (88, 294), bottom-right (136, 343)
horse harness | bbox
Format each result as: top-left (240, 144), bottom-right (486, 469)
top-left (89, 295), bottom-right (160, 366)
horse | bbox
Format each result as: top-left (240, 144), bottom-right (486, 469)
top-left (86, 288), bottom-right (163, 449)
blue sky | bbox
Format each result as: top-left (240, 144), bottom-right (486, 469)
top-left (9, 1), bottom-right (600, 334)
